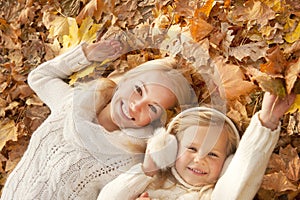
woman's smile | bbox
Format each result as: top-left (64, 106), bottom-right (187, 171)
top-left (121, 101), bottom-right (134, 121)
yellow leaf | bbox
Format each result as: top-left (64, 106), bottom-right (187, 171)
top-left (78, 17), bottom-right (94, 41)
top-left (0, 120), bottom-right (18, 151)
top-left (286, 94), bottom-right (300, 114)
top-left (81, 23), bottom-right (101, 43)
top-left (47, 16), bottom-right (69, 41)
top-left (69, 64), bottom-right (96, 85)
top-left (61, 17), bottom-right (101, 53)
top-left (61, 17), bottom-right (79, 52)
top-left (285, 22), bottom-right (300, 43)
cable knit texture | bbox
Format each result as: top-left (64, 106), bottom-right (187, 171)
top-left (1, 44), bottom-right (147, 200)
top-left (98, 112), bottom-right (280, 200)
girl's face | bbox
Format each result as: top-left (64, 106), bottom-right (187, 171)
top-left (110, 70), bottom-right (177, 129)
top-left (175, 125), bottom-right (228, 186)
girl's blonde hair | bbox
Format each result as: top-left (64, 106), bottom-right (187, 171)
top-left (168, 107), bottom-right (239, 156)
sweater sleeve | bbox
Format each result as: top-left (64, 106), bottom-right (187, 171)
top-left (211, 112), bottom-right (280, 200)
top-left (97, 163), bottom-right (154, 200)
top-left (27, 44), bottom-right (91, 111)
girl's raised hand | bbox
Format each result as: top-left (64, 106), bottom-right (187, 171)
top-left (82, 40), bottom-right (123, 62)
top-left (259, 92), bottom-right (296, 130)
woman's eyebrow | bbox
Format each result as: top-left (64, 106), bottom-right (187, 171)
top-left (141, 81), bottom-right (148, 93)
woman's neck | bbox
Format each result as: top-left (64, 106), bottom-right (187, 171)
top-left (97, 103), bottom-right (119, 132)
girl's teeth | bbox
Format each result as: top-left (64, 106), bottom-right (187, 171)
top-left (191, 168), bottom-right (206, 174)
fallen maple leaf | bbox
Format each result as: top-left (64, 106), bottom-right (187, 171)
top-left (229, 41), bottom-right (268, 62)
top-left (76, 0), bottom-right (109, 24)
top-left (261, 171), bottom-right (298, 192)
top-left (286, 95), bottom-right (300, 114)
top-left (213, 57), bottom-right (257, 100)
top-left (247, 66), bottom-right (286, 98)
top-left (260, 45), bottom-right (287, 75)
top-left (284, 20), bottom-right (300, 43)
top-left (189, 8), bottom-right (214, 42)
top-left (285, 58), bottom-right (300, 94)
top-left (0, 120), bottom-right (18, 151)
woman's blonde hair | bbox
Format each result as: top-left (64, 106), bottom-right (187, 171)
top-left (119, 57), bottom-right (198, 110)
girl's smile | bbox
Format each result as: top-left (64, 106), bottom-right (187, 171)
top-left (175, 125), bottom-right (229, 186)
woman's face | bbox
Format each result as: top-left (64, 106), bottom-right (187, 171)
top-left (175, 125), bottom-right (228, 186)
top-left (110, 70), bottom-right (177, 129)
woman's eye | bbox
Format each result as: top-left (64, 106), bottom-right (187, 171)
top-left (148, 104), bottom-right (157, 113)
top-left (134, 85), bottom-right (142, 95)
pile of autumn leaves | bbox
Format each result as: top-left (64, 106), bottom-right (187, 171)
top-left (0, 0), bottom-right (299, 198)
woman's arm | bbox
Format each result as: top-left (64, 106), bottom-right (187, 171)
top-left (27, 40), bottom-right (122, 111)
top-left (27, 44), bottom-right (91, 111)
top-left (212, 92), bottom-right (296, 200)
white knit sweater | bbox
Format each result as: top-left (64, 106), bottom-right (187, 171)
top-left (98, 112), bottom-right (281, 200)
top-left (1, 44), bottom-right (149, 200)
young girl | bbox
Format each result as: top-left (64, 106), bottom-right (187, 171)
top-left (98, 92), bottom-right (296, 200)
top-left (0, 40), bottom-right (197, 200)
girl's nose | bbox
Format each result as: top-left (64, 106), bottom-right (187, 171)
top-left (193, 154), bottom-right (205, 163)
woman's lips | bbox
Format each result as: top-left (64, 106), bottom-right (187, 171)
top-left (121, 101), bottom-right (134, 120)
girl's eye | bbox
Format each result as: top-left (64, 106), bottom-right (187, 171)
top-left (187, 147), bottom-right (197, 152)
top-left (134, 85), bottom-right (143, 95)
top-left (208, 152), bottom-right (218, 157)
top-left (148, 104), bottom-right (157, 113)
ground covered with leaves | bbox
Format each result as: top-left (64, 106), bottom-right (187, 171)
top-left (0, 0), bottom-right (299, 199)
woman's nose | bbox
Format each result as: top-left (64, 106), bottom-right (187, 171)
top-left (130, 99), bottom-right (144, 112)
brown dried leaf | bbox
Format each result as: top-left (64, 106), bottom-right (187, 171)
top-left (285, 58), bottom-right (300, 94)
top-left (76, 0), bottom-right (113, 24)
top-left (247, 66), bottom-right (286, 98)
top-left (260, 46), bottom-right (287, 75)
top-left (190, 9), bottom-right (214, 42)
top-left (229, 41), bottom-right (268, 62)
top-left (5, 135), bottom-right (30, 172)
top-left (230, 0), bottom-right (276, 28)
top-left (213, 57), bottom-right (256, 100)
top-left (0, 120), bottom-right (18, 151)
top-left (279, 145), bottom-right (300, 182)
top-left (261, 171), bottom-right (298, 192)
top-left (267, 153), bottom-right (287, 174)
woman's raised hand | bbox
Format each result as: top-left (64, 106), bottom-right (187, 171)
top-left (82, 40), bottom-right (123, 62)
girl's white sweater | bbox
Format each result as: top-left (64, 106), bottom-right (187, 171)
top-left (1, 44), bottom-right (147, 200)
top-left (98, 112), bottom-right (281, 200)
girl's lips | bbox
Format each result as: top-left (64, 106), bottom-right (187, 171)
top-left (121, 101), bottom-right (134, 120)
top-left (187, 167), bottom-right (207, 176)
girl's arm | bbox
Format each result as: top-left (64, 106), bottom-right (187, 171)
top-left (27, 40), bottom-right (121, 111)
top-left (97, 163), bottom-right (154, 200)
top-left (212, 92), bottom-right (295, 200)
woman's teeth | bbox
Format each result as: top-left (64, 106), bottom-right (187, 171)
top-left (122, 103), bottom-right (134, 120)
